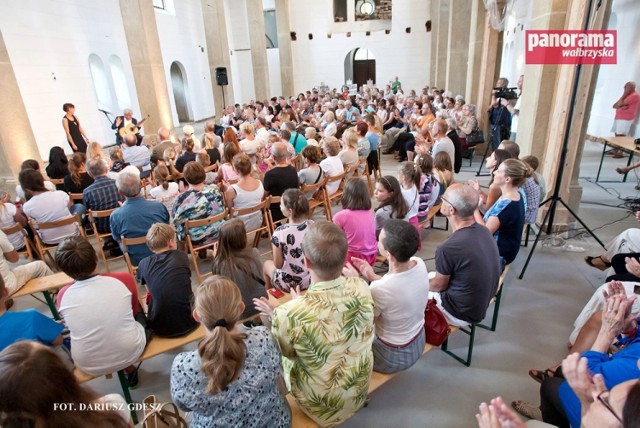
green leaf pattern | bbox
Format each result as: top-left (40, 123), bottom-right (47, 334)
top-left (272, 276), bottom-right (374, 426)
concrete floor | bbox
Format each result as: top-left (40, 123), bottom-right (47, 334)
top-left (11, 139), bottom-right (640, 427)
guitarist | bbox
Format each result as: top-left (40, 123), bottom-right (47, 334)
top-left (112, 108), bottom-right (143, 146)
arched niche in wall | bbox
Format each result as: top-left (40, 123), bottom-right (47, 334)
top-left (344, 47), bottom-right (376, 88)
top-left (88, 54), bottom-right (112, 110)
top-left (109, 55), bottom-right (132, 111)
top-left (170, 61), bottom-right (191, 123)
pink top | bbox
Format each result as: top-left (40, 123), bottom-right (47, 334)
top-left (333, 209), bottom-right (377, 257)
top-left (220, 163), bottom-right (239, 181)
top-left (616, 92), bottom-right (640, 121)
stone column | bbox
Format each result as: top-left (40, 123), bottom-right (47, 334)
top-left (435, 0), bottom-right (450, 89)
top-left (540, 0), bottom-right (613, 226)
top-left (0, 29), bottom-right (41, 183)
top-left (202, 0), bottom-right (235, 115)
top-left (465, 0), bottom-right (486, 105)
top-left (475, 15), bottom-right (501, 133)
top-left (275, 0), bottom-right (294, 97)
top-left (445, 0), bottom-right (471, 95)
top-left (515, 0), bottom-right (569, 160)
top-left (430, 0), bottom-right (440, 85)
top-left (246, 0), bottom-right (270, 101)
top-left (119, 0), bottom-right (173, 134)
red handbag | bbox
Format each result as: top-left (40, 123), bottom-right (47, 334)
top-left (424, 298), bottom-right (451, 346)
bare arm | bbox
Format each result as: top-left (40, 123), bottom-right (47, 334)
top-left (475, 211), bottom-right (501, 235)
top-left (484, 184), bottom-right (502, 212)
top-left (272, 243), bottom-right (284, 269)
top-left (224, 186), bottom-right (236, 211)
top-left (4, 249), bottom-right (19, 263)
top-left (429, 272), bottom-right (450, 292)
top-left (76, 116), bottom-right (89, 140)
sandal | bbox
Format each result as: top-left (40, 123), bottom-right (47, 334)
top-left (584, 255), bottom-right (611, 271)
top-left (511, 401), bottom-right (542, 421)
top-left (616, 167), bottom-right (629, 175)
top-left (528, 368), bottom-right (555, 384)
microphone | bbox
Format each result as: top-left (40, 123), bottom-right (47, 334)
top-left (98, 108), bottom-right (111, 114)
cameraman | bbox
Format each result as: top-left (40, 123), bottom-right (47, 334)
top-left (488, 77), bottom-right (513, 150)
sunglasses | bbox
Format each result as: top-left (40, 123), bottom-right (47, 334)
top-left (597, 390), bottom-right (622, 424)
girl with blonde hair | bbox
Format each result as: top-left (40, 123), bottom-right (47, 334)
top-left (170, 275), bottom-right (290, 427)
top-left (149, 164), bottom-right (179, 215)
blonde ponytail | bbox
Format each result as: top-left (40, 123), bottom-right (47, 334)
top-left (194, 275), bottom-right (246, 394)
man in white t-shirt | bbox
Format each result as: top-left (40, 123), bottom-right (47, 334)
top-left (430, 119), bottom-right (456, 166)
top-left (0, 230), bottom-right (52, 296)
top-left (254, 116), bottom-right (271, 148)
top-left (55, 236), bottom-right (147, 384)
top-left (343, 219), bottom-right (429, 373)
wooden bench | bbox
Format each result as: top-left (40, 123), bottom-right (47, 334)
top-left (441, 264), bottom-right (511, 366)
top-left (287, 342), bottom-right (437, 427)
top-left (73, 292), bottom-right (287, 423)
top-left (74, 325), bottom-right (207, 423)
top-left (10, 272), bottom-right (73, 320)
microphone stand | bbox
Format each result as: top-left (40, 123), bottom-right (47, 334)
top-left (99, 109), bottom-right (113, 126)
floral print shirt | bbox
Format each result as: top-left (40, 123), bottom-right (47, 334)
top-left (172, 185), bottom-right (225, 245)
top-left (171, 327), bottom-right (291, 428)
top-left (271, 276), bottom-right (375, 426)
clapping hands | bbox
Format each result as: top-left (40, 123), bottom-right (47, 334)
top-left (476, 397), bottom-right (526, 428)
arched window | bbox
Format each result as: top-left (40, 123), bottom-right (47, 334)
top-left (88, 54), bottom-right (112, 108)
top-left (109, 55), bottom-right (131, 110)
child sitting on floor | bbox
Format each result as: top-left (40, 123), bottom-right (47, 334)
top-left (333, 178), bottom-right (378, 266)
top-left (263, 189), bottom-right (313, 292)
top-left (138, 223), bottom-right (199, 338)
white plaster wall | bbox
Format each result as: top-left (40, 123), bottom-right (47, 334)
top-left (0, 0), bottom-right (138, 158)
top-left (499, 0), bottom-right (532, 85)
top-left (286, 0), bottom-right (431, 93)
top-left (155, 0), bottom-right (215, 122)
top-left (267, 48), bottom-right (283, 99)
top-left (225, 0), bottom-right (257, 104)
top-left (586, 0), bottom-right (640, 138)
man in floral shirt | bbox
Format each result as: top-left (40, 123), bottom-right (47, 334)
top-left (255, 221), bottom-right (375, 426)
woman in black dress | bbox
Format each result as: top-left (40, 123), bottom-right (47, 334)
top-left (62, 103), bottom-right (88, 153)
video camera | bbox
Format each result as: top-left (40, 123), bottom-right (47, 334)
top-left (493, 87), bottom-right (519, 101)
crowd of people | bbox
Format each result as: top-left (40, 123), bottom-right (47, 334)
top-left (0, 81), bottom-right (637, 428)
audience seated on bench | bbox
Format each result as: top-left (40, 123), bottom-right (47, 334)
top-left (429, 184), bottom-right (501, 327)
top-left (137, 223), bottom-right (199, 338)
top-left (0, 229), bottom-right (53, 296)
top-left (54, 236), bottom-right (147, 387)
top-left (343, 219), bottom-right (429, 374)
top-left (170, 275), bottom-right (291, 427)
top-left (254, 221), bottom-right (375, 427)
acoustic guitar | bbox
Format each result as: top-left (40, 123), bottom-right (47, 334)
top-left (119, 114), bottom-right (150, 137)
